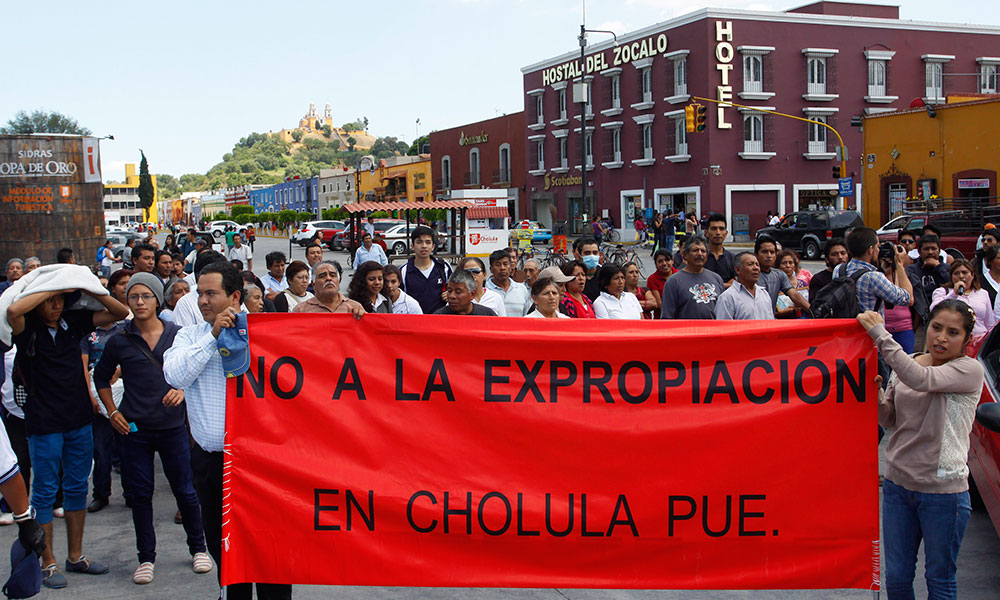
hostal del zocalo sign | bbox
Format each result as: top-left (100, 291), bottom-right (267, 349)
top-left (540, 33), bottom-right (668, 86)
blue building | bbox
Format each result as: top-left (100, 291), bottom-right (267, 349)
top-left (272, 176), bottom-right (320, 215)
top-left (249, 186), bottom-right (276, 214)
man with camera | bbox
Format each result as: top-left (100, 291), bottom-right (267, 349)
top-left (841, 227), bottom-right (914, 313)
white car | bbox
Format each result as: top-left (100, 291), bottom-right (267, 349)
top-left (208, 220), bottom-right (239, 238)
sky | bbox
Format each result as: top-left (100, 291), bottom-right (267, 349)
top-left (3, 0), bottom-right (995, 180)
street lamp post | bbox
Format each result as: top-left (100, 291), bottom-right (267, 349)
top-left (352, 155), bottom-right (377, 257)
top-left (576, 25), bottom-right (617, 236)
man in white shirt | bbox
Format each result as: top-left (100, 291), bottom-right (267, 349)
top-left (363, 216), bottom-right (375, 238)
top-left (484, 249), bottom-right (531, 317)
top-left (227, 235), bottom-right (252, 271)
top-left (354, 233), bottom-right (388, 267)
top-left (715, 252), bottom-right (775, 320)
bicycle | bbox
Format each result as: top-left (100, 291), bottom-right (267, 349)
top-left (603, 243), bottom-right (645, 275)
top-left (538, 247), bottom-right (569, 269)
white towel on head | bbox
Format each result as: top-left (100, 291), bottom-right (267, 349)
top-left (0, 264), bottom-right (109, 347)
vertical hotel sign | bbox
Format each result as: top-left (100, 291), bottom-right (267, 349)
top-left (715, 21), bottom-right (734, 130)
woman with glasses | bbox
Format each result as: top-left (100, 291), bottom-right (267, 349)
top-left (272, 261), bottom-right (313, 313)
top-left (459, 257), bottom-right (506, 316)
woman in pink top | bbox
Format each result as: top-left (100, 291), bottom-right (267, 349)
top-left (558, 260), bottom-right (595, 318)
top-left (929, 258), bottom-right (996, 351)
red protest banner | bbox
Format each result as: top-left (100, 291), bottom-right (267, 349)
top-left (222, 314), bottom-right (880, 590)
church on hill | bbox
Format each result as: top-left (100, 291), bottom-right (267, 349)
top-left (276, 102), bottom-right (375, 150)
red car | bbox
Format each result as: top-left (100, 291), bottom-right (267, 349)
top-left (293, 220), bottom-right (346, 246)
top-left (972, 326), bottom-right (1000, 537)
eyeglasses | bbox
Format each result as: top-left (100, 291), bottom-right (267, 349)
top-left (900, 239), bottom-right (915, 245)
top-left (464, 267), bottom-right (483, 274)
top-left (128, 293), bottom-right (156, 303)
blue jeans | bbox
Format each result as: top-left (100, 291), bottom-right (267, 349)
top-left (664, 234), bottom-right (675, 253)
top-left (27, 424), bottom-right (93, 524)
top-left (891, 329), bottom-right (916, 354)
top-left (121, 425), bottom-right (206, 564)
top-left (883, 479), bottom-right (971, 600)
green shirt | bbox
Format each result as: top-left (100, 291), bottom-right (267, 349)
top-left (225, 231), bottom-right (236, 247)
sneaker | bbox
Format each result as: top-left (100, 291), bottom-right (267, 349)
top-left (42, 564), bottom-right (68, 589)
top-left (87, 497), bottom-right (109, 513)
top-left (0, 512), bottom-right (13, 526)
top-left (192, 552), bottom-right (213, 574)
top-left (65, 555), bottom-right (110, 575)
top-left (53, 507), bottom-right (65, 518)
top-left (133, 562), bottom-right (154, 584)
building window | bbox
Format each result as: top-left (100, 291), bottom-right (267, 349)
top-left (807, 116), bottom-right (827, 153)
top-left (536, 141), bottom-right (545, 171)
top-left (674, 118), bottom-right (688, 156)
top-left (807, 57), bottom-right (826, 95)
top-left (743, 55), bottom-right (763, 93)
top-left (469, 148), bottom-right (480, 186)
top-left (743, 114), bottom-right (763, 153)
top-left (925, 62), bottom-right (944, 102)
top-left (674, 57), bottom-right (687, 97)
top-left (642, 124), bottom-right (653, 160)
top-left (535, 95), bottom-right (544, 125)
top-left (585, 132), bottom-right (593, 166)
top-left (888, 182), bottom-right (907, 216)
top-left (982, 63), bottom-right (999, 94)
top-left (612, 129), bottom-right (621, 162)
top-left (559, 137), bottom-right (568, 169)
top-left (558, 89), bottom-right (567, 120)
top-left (584, 82), bottom-right (593, 116)
top-left (499, 145), bottom-right (510, 183)
top-left (868, 60), bottom-right (887, 97)
top-left (640, 67), bottom-right (652, 103)
top-left (611, 75), bottom-right (621, 109)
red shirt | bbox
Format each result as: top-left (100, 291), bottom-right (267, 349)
top-left (560, 293), bottom-right (596, 318)
top-left (646, 270), bottom-right (669, 296)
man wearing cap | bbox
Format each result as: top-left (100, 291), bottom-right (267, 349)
top-left (93, 272), bottom-right (210, 585)
top-left (163, 262), bottom-right (292, 600)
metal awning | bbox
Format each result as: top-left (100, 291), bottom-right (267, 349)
top-left (345, 200), bottom-right (474, 213)
top-left (467, 206), bottom-right (509, 219)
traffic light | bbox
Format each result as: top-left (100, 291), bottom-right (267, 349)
top-left (695, 104), bottom-right (708, 132)
top-left (685, 105), bottom-right (696, 133)
top-left (832, 165), bottom-right (842, 179)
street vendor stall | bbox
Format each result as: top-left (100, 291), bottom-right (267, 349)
top-left (451, 189), bottom-right (510, 258)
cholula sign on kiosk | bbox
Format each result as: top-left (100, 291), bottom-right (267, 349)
top-left (453, 189), bottom-right (510, 257)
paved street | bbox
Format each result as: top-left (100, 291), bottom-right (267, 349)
top-left (24, 231), bottom-right (988, 599)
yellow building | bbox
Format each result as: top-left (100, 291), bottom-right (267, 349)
top-left (103, 163), bottom-right (158, 224)
top-left (862, 97), bottom-right (1000, 227)
top-left (355, 156), bottom-right (432, 204)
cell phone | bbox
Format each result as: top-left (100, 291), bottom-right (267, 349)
top-left (128, 422), bottom-right (138, 433)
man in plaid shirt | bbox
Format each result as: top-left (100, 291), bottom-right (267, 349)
top-left (840, 227), bottom-right (913, 313)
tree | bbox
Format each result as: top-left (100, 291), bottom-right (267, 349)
top-left (341, 119), bottom-right (365, 132)
top-left (179, 173), bottom-right (207, 191)
top-left (302, 137), bottom-right (325, 150)
top-left (291, 130), bottom-right (304, 143)
top-left (0, 110), bottom-right (91, 135)
top-left (322, 124), bottom-right (332, 138)
top-left (137, 151), bottom-right (155, 223)
top-left (347, 136), bottom-right (357, 151)
top-left (232, 205), bottom-right (255, 218)
top-left (408, 134), bottom-right (430, 156)
top-left (156, 173), bottom-right (180, 199)
top-left (370, 136), bottom-right (408, 160)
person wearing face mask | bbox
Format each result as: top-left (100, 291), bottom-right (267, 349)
top-left (929, 259), bottom-right (996, 349)
top-left (573, 238), bottom-right (603, 302)
top-left (459, 257), bottom-right (506, 317)
top-left (858, 302), bottom-right (984, 600)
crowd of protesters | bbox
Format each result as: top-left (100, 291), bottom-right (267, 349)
top-left (0, 213), bottom-right (991, 599)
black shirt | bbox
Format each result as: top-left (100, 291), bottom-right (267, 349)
top-left (13, 310), bottom-right (96, 435)
top-left (433, 304), bottom-right (497, 316)
top-left (809, 268), bottom-right (835, 301)
top-left (705, 248), bottom-right (736, 283)
top-left (584, 274), bottom-right (601, 302)
top-left (93, 319), bottom-right (185, 430)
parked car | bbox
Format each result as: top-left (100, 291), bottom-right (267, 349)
top-left (971, 323), bottom-right (1000, 537)
top-left (510, 220), bottom-right (553, 244)
top-left (755, 209), bottom-right (863, 260)
top-left (292, 220), bottom-right (346, 246)
top-left (107, 232), bottom-right (145, 261)
top-left (208, 220), bottom-right (239, 238)
top-left (876, 210), bottom-right (981, 259)
top-left (332, 220), bottom-right (405, 251)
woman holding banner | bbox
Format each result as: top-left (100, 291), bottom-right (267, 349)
top-left (858, 301), bottom-right (983, 600)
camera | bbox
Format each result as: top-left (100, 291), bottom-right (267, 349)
top-left (878, 240), bottom-right (898, 263)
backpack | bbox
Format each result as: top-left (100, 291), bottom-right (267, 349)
top-left (810, 266), bottom-right (882, 319)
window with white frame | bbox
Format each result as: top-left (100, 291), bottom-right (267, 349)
top-left (982, 63), bottom-right (999, 94)
top-left (743, 114), bottom-right (763, 153)
top-left (674, 58), bottom-right (687, 97)
top-left (611, 75), bottom-right (621, 109)
top-left (535, 95), bottom-right (544, 125)
top-left (536, 141), bottom-right (544, 171)
top-left (641, 67), bottom-right (652, 103)
top-left (807, 57), bottom-right (826, 95)
top-left (585, 133), bottom-right (593, 166)
top-left (559, 137), bottom-right (568, 169)
top-left (743, 54), bottom-right (763, 93)
top-left (559, 89), bottom-right (567, 120)
top-left (642, 124), bottom-right (653, 159)
top-left (674, 118), bottom-right (688, 156)
top-left (925, 62), bottom-right (944, 101)
top-left (612, 129), bottom-right (622, 162)
top-left (868, 60), bottom-right (887, 96)
top-left (807, 116), bottom-right (827, 154)
top-left (499, 145), bottom-right (510, 183)
top-left (442, 156), bottom-right (451, 188)
top-left (469, 148), bottom-right (480, 186)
